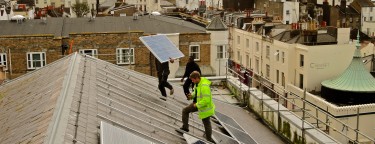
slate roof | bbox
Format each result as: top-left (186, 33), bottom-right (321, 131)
top-left (0, 18), bottom-right (64, 37)
top-left (273, 30), bottom-right (337, 44)
top-left (355, 0), bottom-right (375, 7)
top-left (0, 16), bottom-right (206, 37)
top-left (0, 53), bottom-right (246, 144)
top-left (206, 16), bottom-right (227, 31)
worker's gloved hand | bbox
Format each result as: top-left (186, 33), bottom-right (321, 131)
top-left (186, 93), bottom-right (192, 100)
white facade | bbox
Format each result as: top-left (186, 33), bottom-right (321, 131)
top-left (316, 0), bottom-right (353, 5)
top-left (230, 25), bottom-right (375, 143)
top-left (176, 0), bottom-right (223, 11)
top-left (125, 0), bottom-right (161, 13)
top-left (0, 3), bottom-right (11, 20)
top-left (231, 27), bottom-right (363, 93)
top-left (207, 30), bottom-right (228, 76)
top-left (362, 21), bottom-right (375, 37)
top-left (282, 1), bottom-right (299, 24)
top-left (361, 7), bottom-right (375, 36)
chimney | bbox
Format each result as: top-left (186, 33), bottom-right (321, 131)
top-left (133, 13), bottom-right (138, 20)
top-left (340, 0), bottom-right (346, 13)
top-left (323, 0), bottom-right (330, 25)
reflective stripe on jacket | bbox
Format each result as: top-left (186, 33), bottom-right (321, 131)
top-left (193, 77), bottom-right (215, 119)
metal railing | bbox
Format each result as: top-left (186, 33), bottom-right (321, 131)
top-left (225, 66), bottom-right (375, 144)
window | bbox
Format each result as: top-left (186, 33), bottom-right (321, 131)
top-left (370, 17), bottom-right (373, 21)
top-left (256, 42), bottom-right (259, 51)
top-left (0, 53), bottom-right (7, 70)
top-left (276, 50), bottom-right (279, 61)
top-left (246, 39), bottom-right (249, 48)
top-left (237, 51), bottom-right (241, 61)
top-left (36, 0), bottom-right (39, 4)
top-left (282, 72), bottom-right (285, 87)
top-left (79, 49), bottom-right (98, 57)
top-left (299, 74), bottom-right (304, 89)
top-left (27, 52), bottom-right (46, 69)
top-left (186, 0), bottom-right (188, 4)
top-left (237, 36), bottom-right (240, 44)
top-left (276, 70), bottom-right (279, 83)
top-left (217, 45), bottom-right (227, 59)
top-left (266, 64), bottom-right (270, 78)
top-left (255, 58), bottom-right (259, 73)
top-left (68, 1), bottom-right (71, 6)
top-left (266, 46), bottom-right (270, 59)
top-left (364, 17), bottom-right (367, 21)
top-left (300, 54), bottom-right (304, 67)
top-left (281, 51), bottom-right (285, 63)
top-left (189, 45), bottom-right (200, 61)
top-left (246, 55), bottom-right (249, 67)
top-left (44, 0), bottom-right (47, 4)
top-left (286, 10), bottom-right (290, 15)
top-left (371, 7), bottom-right (373, 12)
top-left (116, 48), bottom-right (134, 64)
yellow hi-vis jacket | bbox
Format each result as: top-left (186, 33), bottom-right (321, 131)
top-left (193, 77), bottom-right (215, 119)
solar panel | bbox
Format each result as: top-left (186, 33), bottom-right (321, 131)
top-left (215, 112), bottom-right (258, 144)
top-left (100, 121), bottom-right (156, 144)
top-left (140, 35), bottom-right (184, 63)
top-left (215, 112), bottom-right (244, 132)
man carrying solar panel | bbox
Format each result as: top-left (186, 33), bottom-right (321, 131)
top-left (155, 58), bottom-right (175, 101)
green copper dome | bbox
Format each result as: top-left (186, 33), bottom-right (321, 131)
top-left (321, 32), bottom-right (375, 93)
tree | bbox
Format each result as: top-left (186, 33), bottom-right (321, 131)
top-left (72, 1), bottom-right (90, 17)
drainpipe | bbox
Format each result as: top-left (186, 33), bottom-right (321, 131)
top-left (8, 48), bottom-right (12, 78)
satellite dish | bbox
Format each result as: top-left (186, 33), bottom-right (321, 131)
top-left (11, 15), bottom-right (26, 21)
top-left (151, 11), bottom-right (161, 16)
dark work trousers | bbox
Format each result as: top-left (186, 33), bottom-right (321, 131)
top-left (158, 73), bottom-right (173, 97)
top-left (183, 78), bottom-right (195, 96)
top-left (182, 103), bottom-right (213, 141)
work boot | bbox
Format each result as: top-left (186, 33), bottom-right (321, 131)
top-left (159, 96), bottom-right (167, 101)
top-left (170, 89), bottom-right (174, 95)
top-left (178, 127), bottom-right (189, 133)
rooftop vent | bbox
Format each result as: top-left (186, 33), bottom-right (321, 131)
top-left (133, 13), bottom-right (138, 20)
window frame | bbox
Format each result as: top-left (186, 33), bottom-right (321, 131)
top-left (266, 46), bottom-right (270, 59)
top-left (27, 52), bottom-right (46, 70)
top-left (237, 35), bottom-right (240, 44)
top-left (189, 45), bottom-right (200, 61)
top-left (79, 49), bottom-right (98, 57)
top-left (300, 54), bottom-right (304, 67)
top-left (282, 51), bottom-right (285, 63)
top-left (246, 38), bottom-right (249, 48)
top-left (217, 45), bottom-right (227, 59)
top-left (276, 70), bottom-right (279, 83)
top-left (0, 53), bottom-right (7, 70)
top-left (276, 50), bottom-right (279, 61)
top-left (116, 48), bottom-right (135, 65)
top-left (266, 64), bottom-right (270, 78)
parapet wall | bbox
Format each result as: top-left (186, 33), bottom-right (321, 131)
top-left (226, 78), bottom-right (339, 144)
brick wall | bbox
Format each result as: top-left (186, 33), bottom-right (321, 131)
top-left (0, 32), bottom-right (211, 79)
top-left (0, 36), bottom-right (61, 79)
top-left (179, 33), bottom-right (211, 66)
top-left (69, 32), bottom-right (152, 75)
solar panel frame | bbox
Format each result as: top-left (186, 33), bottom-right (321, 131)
top-left (140, 35), bottom-right (184, 63)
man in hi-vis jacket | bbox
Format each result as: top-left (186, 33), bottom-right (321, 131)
top-left (179, 71), bottom-right (215, 143)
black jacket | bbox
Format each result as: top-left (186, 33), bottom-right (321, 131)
top-left (155, 60), bottom-right (170, 76)
top-left (182, 61), bottom-right (201, 78)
